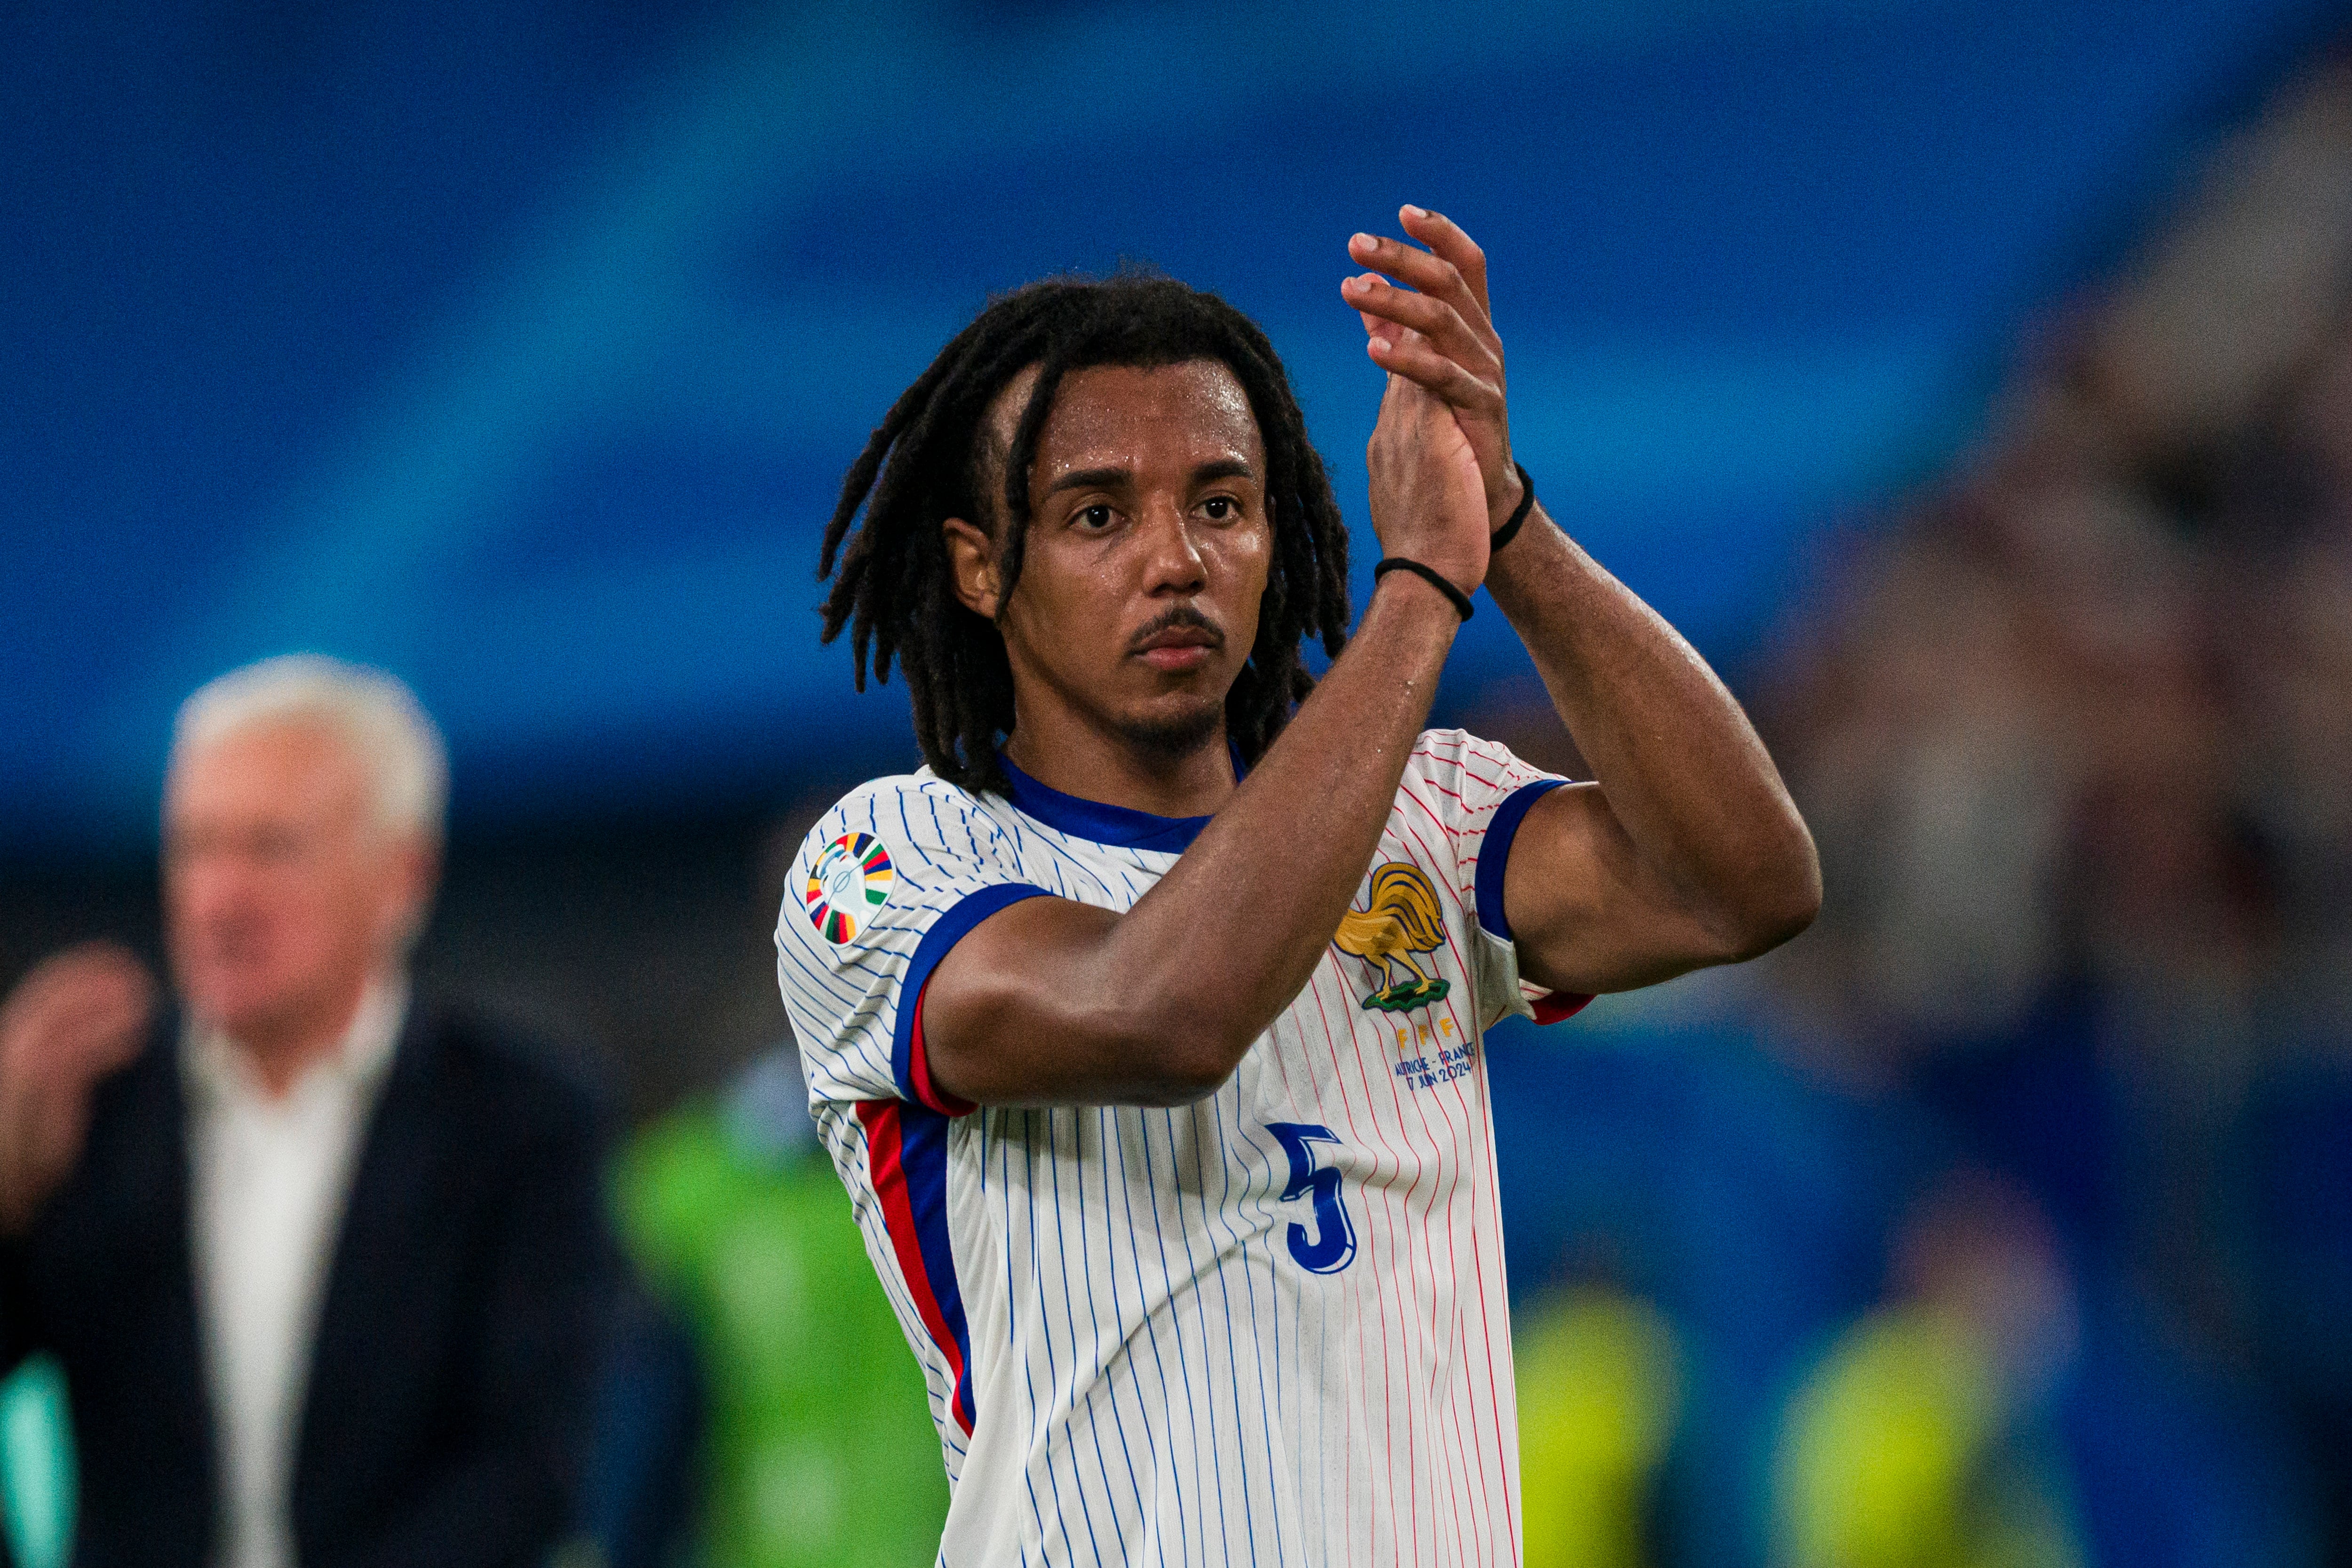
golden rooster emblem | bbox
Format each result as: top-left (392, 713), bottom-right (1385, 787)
top-left (1332, 862), bottom-right (1452, 1012)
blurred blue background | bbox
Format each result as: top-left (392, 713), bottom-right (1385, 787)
top-left (8, 3), bottom-right (2352, 1567)
top-left (5, 0), bottom-right (2336, 845)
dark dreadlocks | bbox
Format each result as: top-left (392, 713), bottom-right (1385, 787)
top-left (816, 271), bottom-right (1354, 796)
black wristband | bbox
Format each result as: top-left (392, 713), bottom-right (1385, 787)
top-left (1489, 462), bottom-right (1536, 550)
top-left (1373, 557), bottom-right (1474, 621)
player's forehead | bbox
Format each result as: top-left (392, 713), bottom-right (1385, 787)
top-left (985, 358), bottom-right (1266, 488)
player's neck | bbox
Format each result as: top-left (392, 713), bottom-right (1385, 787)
top-left (1001, 714), bottom-right (1236, 821)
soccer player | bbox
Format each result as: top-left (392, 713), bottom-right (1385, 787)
top-left (777, 207), bottom-right (1820, 1565)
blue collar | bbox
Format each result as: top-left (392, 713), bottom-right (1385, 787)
top-left (997, 753), bottom-right (1222, 852)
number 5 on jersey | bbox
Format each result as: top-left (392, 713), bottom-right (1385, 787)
top-left (1266, 1122), bottom-right (1357, 1274)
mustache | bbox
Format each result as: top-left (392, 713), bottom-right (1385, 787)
top-left (1127, 605), bottom-right (1226, 655)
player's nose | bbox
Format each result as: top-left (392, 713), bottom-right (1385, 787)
top-left (1136, 495), bottom-right (1208, 596)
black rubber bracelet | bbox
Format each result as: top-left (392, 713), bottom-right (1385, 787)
top-left (1373, 557), bottom-right (1474, 621)
top-left (1489, 462), bottom-right (1536, 550)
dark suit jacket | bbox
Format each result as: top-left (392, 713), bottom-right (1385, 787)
top-left (0, 1000), bottom-right (617, 1568)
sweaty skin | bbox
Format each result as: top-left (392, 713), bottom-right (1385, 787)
top-left (944, 360), bottom-right (1280, 821)
top-left (922, 208), bottom-right (1817, 1109)
top-left (927, 355), bottom-right (1483, 1107)
top-left (1342, 207), bottom-right (1820, 995)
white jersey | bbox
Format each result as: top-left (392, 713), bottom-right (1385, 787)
top-left (775, 729), bottom-right (1587, 1567)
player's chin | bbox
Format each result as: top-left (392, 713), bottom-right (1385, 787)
top-left (1111, 689), bottom-right (1228, 761)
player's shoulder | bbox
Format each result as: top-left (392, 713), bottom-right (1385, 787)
top-left (790, 768), bottom-right (1028, 909)
top-left (818, 763), bottom-right (968, 817)
top-left (1402, 726), bottom-right (1548, 810)
top-left (803, 766), bottom-right (1008, 850)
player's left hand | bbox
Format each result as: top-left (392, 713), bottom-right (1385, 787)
top-left (1343, 206), bottom-right (1523, 531)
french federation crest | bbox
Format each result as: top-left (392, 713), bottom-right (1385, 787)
top-left (1333, 861), bottom-right (1451, 1012)
top-left (805, 832), bottom-right (893, 944)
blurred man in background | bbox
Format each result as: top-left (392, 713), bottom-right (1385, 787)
top-left (0, 655), bottom-right (615, 1568)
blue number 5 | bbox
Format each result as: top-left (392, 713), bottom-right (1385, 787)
top-left (1266, 1123), bottom-right (1357, 1274)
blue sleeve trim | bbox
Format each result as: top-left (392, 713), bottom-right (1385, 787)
top-left (890, 882), bottom-right (1056, 1102)
top-left (1474, 779), bottom-right (1568, 943)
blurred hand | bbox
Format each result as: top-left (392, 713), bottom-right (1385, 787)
top-left (1343, 206), bottom-right (1525, 531)
top-left (0, 942), bottom-right (154, 1235)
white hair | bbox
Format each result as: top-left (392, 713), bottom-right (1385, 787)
top-left (171, 655), bottom-right (448, 841)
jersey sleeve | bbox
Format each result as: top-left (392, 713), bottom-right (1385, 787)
top-left (1413, 729), bottom-right (1595, 1031)
top-left (775, 778), bottom-right (1052, 1116)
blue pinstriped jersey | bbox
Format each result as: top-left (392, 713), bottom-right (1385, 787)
top-left (775, 730), bottom-right (1584, 1567)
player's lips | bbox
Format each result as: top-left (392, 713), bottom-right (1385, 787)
top-left (1130, 615), bottom-right (1223, 672)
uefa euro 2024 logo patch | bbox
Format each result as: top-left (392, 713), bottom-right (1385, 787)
top-left (806, 832), bottom-right (894, 944)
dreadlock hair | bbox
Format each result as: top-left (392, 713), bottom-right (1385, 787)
top-left (816, 270), bottom-right (1354, 797)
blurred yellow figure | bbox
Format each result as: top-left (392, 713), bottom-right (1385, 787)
top-left (1772, 1174), bottom-right (2087, 1568)
top-left (1773, 1306), bottom-right (2082, 1568)
top-left (1515, 1286), bottom-right (1683, 1568)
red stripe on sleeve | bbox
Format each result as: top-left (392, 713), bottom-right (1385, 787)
top-left (906, 980), bottom-right (977, 1117)
top-left (853, 1099), bottom-right (975, 1435)
top-left (1530, 992), bottom-right (1594, 1025)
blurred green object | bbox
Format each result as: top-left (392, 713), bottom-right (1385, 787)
top-left (615, 1098), bottom-right (946, 1568)
top-left (0, 1353), bottom-right (74, 1568)
top-left (1773, 1306), bottom-right (2084, 1568)
top-left (1514, 1285), bottom-right (1682, 1568)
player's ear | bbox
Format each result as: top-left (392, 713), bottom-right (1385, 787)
top-left (942, 516), bottom-right (1001, 619)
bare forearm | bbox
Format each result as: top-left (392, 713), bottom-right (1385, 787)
top-left (1487, 508), bottom-right (1819, 948)
top-left (1111, 580), bottom-right (1455, 1045)
top-left (1331, 205), bottom-right (1813, 986)
top-left (940, 578), bottom-right (1458, 1105)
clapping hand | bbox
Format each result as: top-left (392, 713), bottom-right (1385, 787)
top-left (1343, 206), bottom-right (1524, 533)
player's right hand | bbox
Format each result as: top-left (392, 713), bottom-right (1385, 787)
top-left (0, 941), bottom-right (154, 1234)
top-left (1360, 332), bottom-right (1491, 599)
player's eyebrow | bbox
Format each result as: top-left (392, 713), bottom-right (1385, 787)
top-left (1044, 465), bottom-right (1134, 496)
top-left (1042, 458), bottom-right (1257, 497)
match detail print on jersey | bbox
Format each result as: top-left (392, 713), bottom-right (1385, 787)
top-left (804, 830), bottom-right (894, 944)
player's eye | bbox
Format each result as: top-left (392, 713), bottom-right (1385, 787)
top-left (1202, 495), bottom-right (1237, 521)
top-left (1076, 503), bottom-right (1115, 531)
